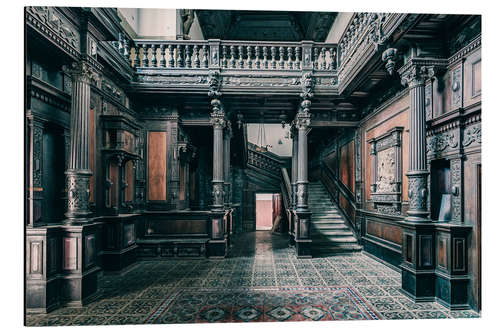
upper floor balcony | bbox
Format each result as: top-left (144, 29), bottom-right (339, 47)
top-left (113, 39), bottom-right (339, 96)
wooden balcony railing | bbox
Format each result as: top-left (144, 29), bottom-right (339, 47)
top-left (113, 36), bottom-right (338, 72)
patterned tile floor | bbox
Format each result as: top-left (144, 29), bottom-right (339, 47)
top-left (25, 232), bottom-right (479, 326)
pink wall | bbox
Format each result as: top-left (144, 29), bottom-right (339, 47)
top-left (256, 198), bottom-right (273, 230)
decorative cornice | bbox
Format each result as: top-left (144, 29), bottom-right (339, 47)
top-left (448, 35), bottom-right (481, 66)
top-left (26, 6), bottom-right (80, 60)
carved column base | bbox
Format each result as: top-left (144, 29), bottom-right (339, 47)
top-left (64, 169), bottom-right (92, 224)
top-left (59, 223), bottom-right (101, 307)
top-left (400, 222), bottom-right (472, 309)
top-left (295, 210), bottom-right (312, 259)
top-left (400, 222), bottom-right (435, 301)
top-left (26, 226), bottom-right (62, 313)
top-left (406, 170), bottom-right (431, 223)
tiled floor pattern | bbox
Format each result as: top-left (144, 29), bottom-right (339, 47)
top-left (25, 232), bottom-right (479, 326)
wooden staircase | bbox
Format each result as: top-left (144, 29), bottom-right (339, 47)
top-left (309, 181), bottom-right (361, 254)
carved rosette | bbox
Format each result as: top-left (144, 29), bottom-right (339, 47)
top-left (65, 170), bottom-right (92, 220)
top-left (407, 172), bottom-right (429, 218)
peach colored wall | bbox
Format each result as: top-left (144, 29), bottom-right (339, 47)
top-left (256, 199), bottom-right (273, 230)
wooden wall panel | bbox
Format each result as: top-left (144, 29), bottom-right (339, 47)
top-left (125, 160), bottom-right (134, 202)
top-left (363, 96), bottom-right (410, 202)
top-left (109, 161), bottom-right (118, 207)
top-left (340, 140), bottom-right (355, 193)
top-left (179, 165), bottom-right (185, 201)
top-left (89, 109), bottom-right (95, 203)
top-left (148, 131), bottom-right (167, 201)
top-left (366, 220), bottom-right (402, 245)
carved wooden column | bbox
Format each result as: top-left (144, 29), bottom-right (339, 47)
top-left (290, 124), bottom-right (298, 210)
top-left (398, 59), bottom-right (437, 302)
top-left (168, 111), bottom-right (181, 209)
top-left (294, 72), bottom-right (314, 258)
top-left (63, 61), bottom-right (98, 224)
top-left (207, 71), bottom-right (227, 257)
top-left (223, 122), bottom-right (232, 209)
top-left (400, 64), bottom-right (433, 222)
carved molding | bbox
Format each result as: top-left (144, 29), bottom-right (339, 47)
top-left (26, 7), bottom-right (80, 58)
top-left (462, 123), bottom-right (481, 147)
top-left (450, 158), bottom-right (462, 223)
top-left (427, 130), bottom-right (459, 154)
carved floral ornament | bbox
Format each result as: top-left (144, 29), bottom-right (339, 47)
top-left (399, 63), bottom-right (436, 88)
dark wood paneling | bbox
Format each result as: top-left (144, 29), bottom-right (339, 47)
top-left (89, 109), bottom-right (95, 203)
top-left (340, 140), bottom-right (355, 193)
top-left (179, 165), bottom-right (186, 201)
top-left (109, 161), bottom-right (118, 207)
top-left (366, 220), bottom-right (402, 245)
top-left (146, 219), bottom-right (208, 236)
top-left (125, 160), bottom-right (134, 202)
top-left (63, 237), bottom-right (78, 271)
top-left (147, 131), bottom-right (167, 201)
top-left (123, 130), bottom-right (135, 153)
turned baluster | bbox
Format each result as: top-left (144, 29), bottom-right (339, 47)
top-left (255, 46), bottom-right (261, 69)
top-left (122, 39), bottom-right (129, 60)
top-left (229, 45), bottom-right (236, 68)
top-left (185, 45), bottom-right (192, 68)
top-left (132, 45), bottom-right (139, 68)
top-left (271, 46), bottom-right (277, 69)
top-left (320, 47), bottom-right (326, 70)
top-left (150, 44), bottom-right (157, 67)
top-left (202, 45), bottom-right (208, 68)
top-left (222, 45), bottom-right (228, 68)
top-left (168, 44), bottom-right (175, 68)
top-left (287, 47), bottom-right (293, 70)
top-left (313, 47), bottom-right (319, 70)
top-left (193, 45), bottom-right (200, 68)
top-left (329, 47), bottom-right (336, 70)
top-left (294, 47), bottom-right (301, 70)
top-left (246, 46), bottom-right (253, 69)
top-left (176, 45), bottom-right (184, 68)
top-left (238, 45), bottom-right (244, 68)
top-left (141, 44), bottom-right (148, 67)
top-left (159, 44), bottom-right (166, 67)
top-left (279, 46), bottom-right (285, 69)
top-left (263, 46), bottom-right (268, 69)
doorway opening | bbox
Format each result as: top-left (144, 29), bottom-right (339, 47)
top-left (255, 193), bottom-right (282, 231)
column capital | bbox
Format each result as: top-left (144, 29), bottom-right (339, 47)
top-left (398, 58), bottom-right (447, 88)
top-left (62, 60), bottom-right (100, 85)
top-left (295, 110), bottom-right (311, 131)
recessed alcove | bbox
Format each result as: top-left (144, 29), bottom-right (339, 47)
top-left (430, 159), bottom-right (451, 221)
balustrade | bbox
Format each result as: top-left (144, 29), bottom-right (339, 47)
top-left (111, 39), bottom-right (338, 72)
